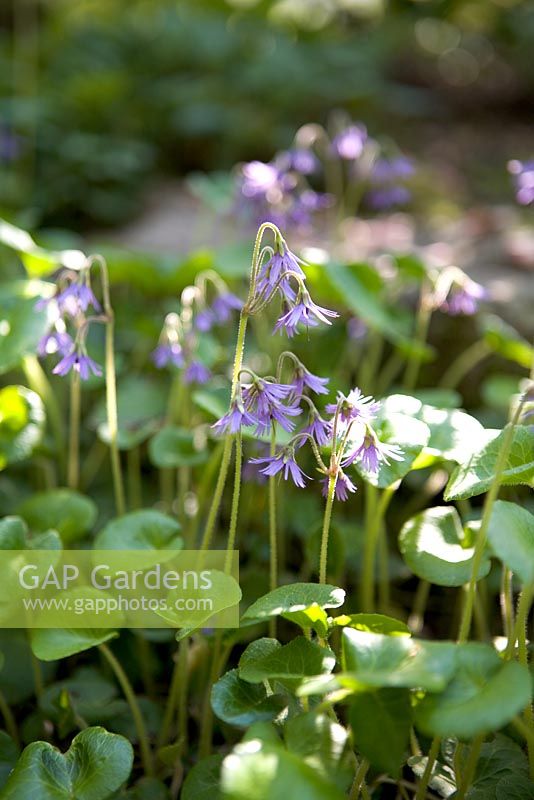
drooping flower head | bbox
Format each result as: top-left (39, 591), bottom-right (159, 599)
top-left (326, 387), bottom-right (380, 427)
top-left (56, 279), bottom-right (101, 317)
top-left (242, 377), bottom-right (301, 436)
top-left (256, 246), bottom-right (305, 304)
top-left (250, 448), bottom-right (310, 488)
top-left (289, 362), bottom-right (329, 399)
top-left (321, 472), bottom-right (357, 502)
top-left (443, 278), bottom-right (487, 316)
top-left (331, 125), bottom-right (367, 160)
top-left (37, 330), bottom-right (73, 358)
top-left (300, 411), bottom-right (333, 448)
top-left (274, 288), bottom-right (338, 338)
top-left (53, 348), bottom-right (102, 381)
top-left (184, 360), bottom-right (212, 385)
top-left (151, 342), bottom-right (184, 369)
top-left (212, 398), bottom-right (257, 436)
top-left (211, 292), bottom-right (243, 323)
top-left (342, 424), bottom-right (404, 473)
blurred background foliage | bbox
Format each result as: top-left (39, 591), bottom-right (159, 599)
top-left (0, 0), bottom-right (533, 228)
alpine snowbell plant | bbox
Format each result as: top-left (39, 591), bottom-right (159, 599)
top-left (0, 212), bottom-right (533, 800)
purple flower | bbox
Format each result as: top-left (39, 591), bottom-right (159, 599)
top-left (195, 309), bottom-right (215, 332)
top-left (301, 413), bottom-right (332, 447)
top-left (211, 292), bottom-right (243, 323)
top-left (285, 148), bottom-right (319, 175)
top-left (53, 350), bottom-right (102, 381)
top-left (184, 361), bottom-right (212, 385)
top-left (212, 400), bottom-right (257, 435)
top-left (366, 186), bottom-right (412, 210)
top-left (250, 450), bottom-right (310, 488)
top-left (56, 283), bottom-right (101, 316)
top-left (37, 331), bottom-right (73, 357)
top-left (508, 159), bottom-right (534, 206)
top-left (343, 427), bottom-right (403, 473)
top-left (274, 291), bottom-right (338, 337)
top-left (372, 156), bottom-right (415, 182)
top-left (332, 125), bottom-right (367, 160)
top-left (257, 249), bottom-right (305, 304)
top-left (326, 388), bottom-right (379, 426)
top-left (365, 157), bottom-right (415, 210)
top-left (443, 279), bottom-right (487, 316)
top-left (290, 364), bottom-right (329, 398)
top-left (321, 472), bottom-right (357, 502)
top-left (152, 343), bottom-right (184, 369)
top-left (243, 379), bottom-right (301, 436)
top-left (241, 161), bottom-right (281, 198)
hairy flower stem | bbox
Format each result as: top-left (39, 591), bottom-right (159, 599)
top-left (415, 735), bottom-right (440, 800)
top-left (319, 473), bottom-right (338, 584)
top-left (224, 431), bottom-right (243, 572)
top-left (501, 568), bottom-right (514, 655)
top-left (349, 757), bottom-right (370, 800)
top-left (67, 370), bottom-right (81, 490)
top-left (457, 400), bottom-right (524, 643)
top-left (91, 256), bottom-right (126, 516)
top-left (268, 427), bottom-right (278, 637)
top-left (514, 585), bottom-right (534, 776)
top-left (99, 643), bottom-right (153, 776)
top-left (360, 485), bottom-right (395, 611)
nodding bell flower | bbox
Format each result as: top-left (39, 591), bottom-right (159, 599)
top-left (250, 448), bottom-right (310, 488)
top-left (321, 471), bottom-right (357, 502)
top-left (53, 347), bottom-right (102, 381)
top-left (342, 424), bottom-right (404, 473)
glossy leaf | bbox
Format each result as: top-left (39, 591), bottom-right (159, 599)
top-left (182, 755), bottom-right (223, 800)
top-left (444, 425), bottom-right (534, 501)
top-left (0, 281), bottom-right (52, 374)
top-left (415, 643), bottom-right (532, 739)
top-left (211, 670), bottom-right (287, 728)
top-left (0, 732), bottom-right (18, 789)
top-left (239, 637), bottom-right (335, 686)
top-left (30, 629), bottom-right (118, 661)
top-left (399, 506), bottom-right (491, 587)
top-left (487, 500), bottom-right (534, 586)
top-left (242, 583), bottom-right (345, 623)
top-left (1, 726), bottom-right (133, 800)
top-left (284, 712), bottom-right (351, 790)
top-left (332, 613), bottom-right (410, 637)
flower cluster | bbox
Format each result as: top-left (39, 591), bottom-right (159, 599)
top-left (432, 268), bottom-right (487, 317)
top-left (235, 117), bottom-right (415, 229)
top-left (36, 265), bottom-right (104, 380)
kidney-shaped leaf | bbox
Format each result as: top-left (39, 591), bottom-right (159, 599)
top-left (1, 726), bottom-right (133, 800)
top-left (94, 509), bottom-right (182, 551)
top-left (242, 583), bottom-right (345, 624)
top-left (399, 506), bottom-right (491, 587)
top-left (18, 489), bottom-right (97, 544)
top-left (445, 425), bottom-right (534, 501)
top-left (349, 688), bottom-right (412, 777)
top-left (353, 412), bottom-right (430, 488)
top-left (415, 643), bottom-right (532, 740)
top-left (221, 737), bottom-right (346, 800)
top-left (0, 280), bottom-right (52, 375)
top-left (239, 637), bottom-right (335, 686)
top-left (211, 670), bottom-right (287, 729)
top-left (487, 500), bottom-right (534, 586)
top-left (30, 629), bottom-right (118, 661)
top-left (148, 426), bottom-right (208, 468)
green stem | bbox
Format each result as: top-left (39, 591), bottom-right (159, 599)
top-left (501, 568), bottom-right (514, 654)
top-left (99, 643), bottom-right (154, 776)
top-left (513, 715), bottom-right (534, 777)
top-left (158, 651), bottom-right (182, 749)
top-left (410, 579), bottom-right (431, 635)
top-left (224, 431), bottom-right (242, 573)
top-left (403, 285), bottom-right (432, 391)
top-left (349, 757), bottom-right (370, 800)
top-left (67, 370), bottom-right (81, 490)
top-left (357, 330), bottom-right (383, 393)
top-left (360, 486), bottom-right (395, 611)
top-left (176, 638), bottom-right (189, 756)
top-left (22, 354), bottom-right (65, 476)
top-left (268, 427), bottom-right (278, 636)
top-left (514, 585), bottom-right (534, 776)
top-left (438, 340), bottom-right (491, 390)
top-left (95, 257), bottom-right (126, 516)
top-left (415, 736), bottom-right (440, 800)
top-left (198, 634), bottom-right (223, 759)
top-left (319, 473), bottom-right (337, 584)
top-left (0, 689), bottom-right (20, 747)
top-left (456, 735), bottom-right (484, 800)
top-left (457, 402), bottom-right (524, 643)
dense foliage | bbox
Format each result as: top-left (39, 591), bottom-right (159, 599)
top-left (0, 206), bottom-right (533, 798)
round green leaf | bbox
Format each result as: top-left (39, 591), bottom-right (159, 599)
top-left (18, 489), bottom-right (97, 544)
top-left (333, 613), bottom-right (410, 637)
top-left (444, 425), bottom-right (534, 501)
top-left (342, 629), bottom-right (457, 692)
top-left (94, 509), bottom-right (182, 551)
top-left (30, 628), bottom-right (118, 661)
top-left (211, 669), bottom-right (288, 728)
top-left (0, 386), bottom-right (45, 470)
top-left (399, 506), bottom-right (491, 587)
top-left (221, 738), bottom-right (346, 800)
top-left (487, 500), bottom-right (534, 586)
top-left (0, 281), bottom-right (53, 374)
top-left (148, 426), bottom-right (208, 468)
top-left (349, 688), bottom-right (412, 777)
top-left (182, 755), bottom-right (223, 800)
top-left (0, 516), bottom-right (28, 549)
top-left (415, 643), bottom-right (532, 739)
top-left (0, 731), bottom-right (19, 789)
top-left (242, 583), bottom-right (345, 623)
top-left (1, 726), bottom-right (133, 800)
top-left (91, 376), bottom-right (166, 451)
top-left (238, 637), bottom-right (335, 686)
